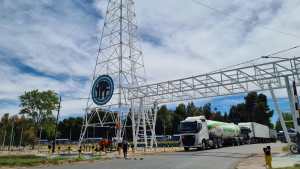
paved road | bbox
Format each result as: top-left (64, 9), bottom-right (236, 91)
top-left (35, 143), bottom-right (282, 169)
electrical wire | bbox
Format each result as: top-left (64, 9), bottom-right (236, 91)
top-left (191, 0), bottom-right (300, 40)
top-left (210, 56), bottom-right (262, 73)
top-left (261, 45), bottom-right (300, 58)
top-left (210, 45), bottom-right (300, 73)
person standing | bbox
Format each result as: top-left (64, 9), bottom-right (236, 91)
top-left (122, 139), bottom-right (128, 159)
top-left (117, 142), bottom-right (122, 156)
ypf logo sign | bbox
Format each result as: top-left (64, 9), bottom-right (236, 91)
top-left (91, 75), bottom-right (114, 106)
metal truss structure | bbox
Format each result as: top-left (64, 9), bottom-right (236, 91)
top-left (80, 0), bottom-right (157, 148)
top-left (79, 0), bottom-right (300, 149)
top-left (129, 57), bottom-right (300, 104)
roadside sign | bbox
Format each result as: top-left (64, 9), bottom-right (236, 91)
top-left (91, 75), bottom-right (114, 105)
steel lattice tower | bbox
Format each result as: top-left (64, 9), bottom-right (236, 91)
top-left (79, 0), bottom-right (157, 148)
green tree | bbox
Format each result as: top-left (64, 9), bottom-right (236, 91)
top-left (187, 102), bottom-right (201, 117)
top-left (0, 113), bottom-right (10, 149)
top-left (255, 94), bottom-right (273, 127)
top-left (245, 92), bottom-right (257, 122)
top-left (275, 113), bottom-right (294, 131)
top-left (17, 115), bottom-right (35, 147)
top-left (19, 90), bottom-right (59, 148)
top-left (58, 117), bottom-right (83, 141)
top-left (228, 92), bottom-right (273, 126)
top-left (23, 126), bottom-right (37, 147)
top-left (203, 103), bottom-right (212, 119)
top-left (156, 105), bottom-right (173, 135)
top-left (43, 118), bottom-right (56, 140)
top-left (223, 112), bottom-right (229, 122)
top-left (229, 103), bottom-right (245, 124)
top-left (211, 112), bottom-right (224, 121)
top-left (173, 104), bottom-right (186, 133)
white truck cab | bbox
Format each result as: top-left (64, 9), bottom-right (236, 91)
top-left (180, 116), bottom-right (241, 151)
top-left (180, 116), bottom-right (209, 150)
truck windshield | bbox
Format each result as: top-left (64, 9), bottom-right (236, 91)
top-left (180, 121), bottom-right (201, 133)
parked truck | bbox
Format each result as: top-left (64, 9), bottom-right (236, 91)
top-left (238, 122), bottom-right (273, 143)
top-left (269, 129), bottom-right (278, 142)
top-left (180, 116), bottom-right (240, 151)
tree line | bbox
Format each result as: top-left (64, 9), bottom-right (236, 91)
top-left (0, 90), bottom-right (59, 149)
top-left (0, 90), bottom-right (276, 148)
top-left (156, 92), bottom-right (274, 135)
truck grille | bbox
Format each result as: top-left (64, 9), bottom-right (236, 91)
top-left (182, 135), bottom-right (195, 146)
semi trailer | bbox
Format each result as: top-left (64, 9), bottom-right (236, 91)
top-left (180, 116), bottom-right (240, 151)
top-left (269, 129), bottom-right (278, 142)
top-left (238, 122), bottom-right (276, 143)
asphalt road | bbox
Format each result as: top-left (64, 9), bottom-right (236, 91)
top-left (35, 143), bottom-right (282, 169)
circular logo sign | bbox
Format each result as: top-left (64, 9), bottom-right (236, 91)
top-left (91, 75), bottom-right (114, 106)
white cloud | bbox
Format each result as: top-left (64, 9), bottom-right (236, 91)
top-left (1, 0), bottom-right (300, 117)
top-left (137, 0), bottom-right (300, 81)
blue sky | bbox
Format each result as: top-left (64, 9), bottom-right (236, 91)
top-left (1, 0), bottom-right (300, 124)
top-left (165, 93), bottom-right (295, 124)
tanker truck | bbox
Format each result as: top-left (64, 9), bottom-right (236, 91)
top-left (180, 116), bottom-right (240, 151)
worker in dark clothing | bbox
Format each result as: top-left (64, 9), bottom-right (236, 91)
top-left (117, 142), bottom-right (122, 156)
top-left (122, 140), bottom-right (129, 159)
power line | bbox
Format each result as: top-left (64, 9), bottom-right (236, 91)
top-left (210, 45), bottom-right (300, 73)
top-left (191, 0), bottom-right (300, 40)
top-left (261, 45), bottom-right (300, 58)
top-left (210, 56), bottom-right (262, 73)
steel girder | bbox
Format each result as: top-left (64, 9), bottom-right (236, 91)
top-left (129, 57), bottom-right (300, 104)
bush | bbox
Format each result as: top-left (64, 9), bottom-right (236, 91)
top-left (0, 155), bottom-right (46, 166)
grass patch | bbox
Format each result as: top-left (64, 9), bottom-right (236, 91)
top-left (0, 155), bottom-right (47, 166)
top-left (275, 164), bottom-right (300, 169)
top-left (0, 155), bottom-right (101, 167)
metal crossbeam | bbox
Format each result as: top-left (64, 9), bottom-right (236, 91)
top-left (129, 57), bottom-right (300, 104)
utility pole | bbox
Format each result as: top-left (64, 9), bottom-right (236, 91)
top-left (52, 95), bottom-right (61, 153)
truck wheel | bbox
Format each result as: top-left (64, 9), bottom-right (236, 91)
top-left (213, 138), bottom-right (219, 149)
top-left (290, 143), bottom-right (298, 154)
top-left (236, 139), bottom-right (240, 146)
top-left (239, 139), bottom-right (243, 145)
top-left (232, 138), bottom-right (236, 146)
top-left (202, 140), bottom-right (207, 150)
top-left (184, 147), bottom-right (189, 151)
top-left (218, 138), bottom-right (223, 148)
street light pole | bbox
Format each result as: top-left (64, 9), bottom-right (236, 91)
top-left (52, 95), bottom-right (61, 153)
